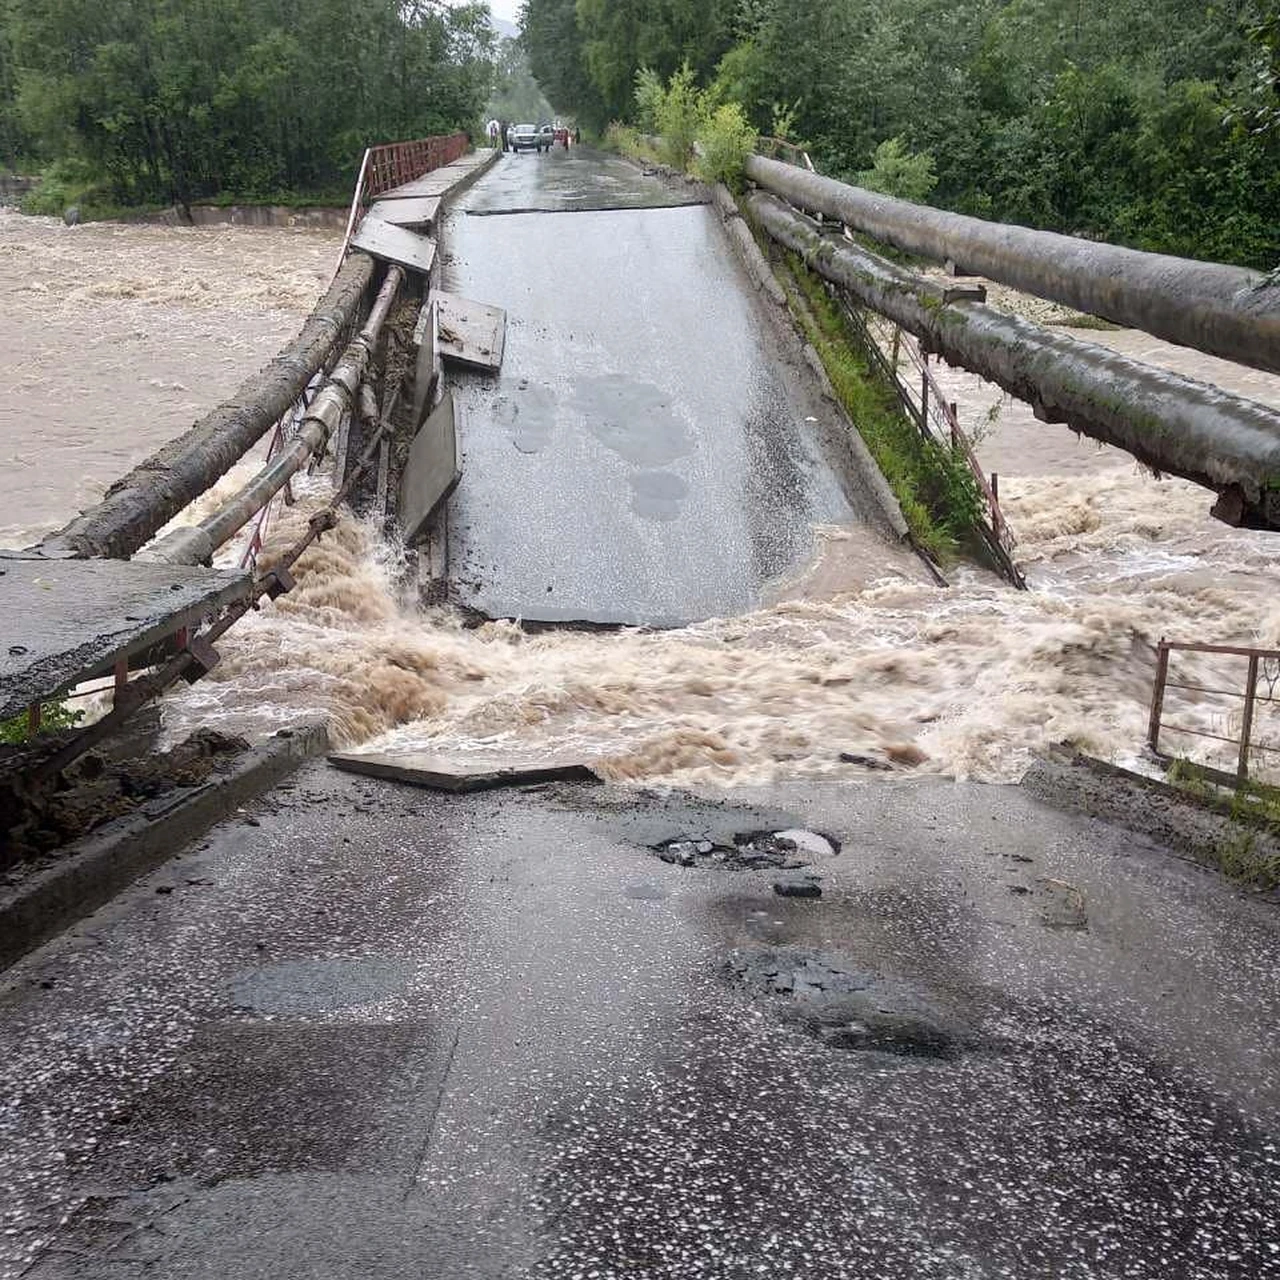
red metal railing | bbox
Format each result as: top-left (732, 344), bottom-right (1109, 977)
top-left (364, 133), bottom-right (469, 199)
top-left (1148, 639), bottom-right (1280, 782)
top-left (336, 132), bottom-right (470, 271)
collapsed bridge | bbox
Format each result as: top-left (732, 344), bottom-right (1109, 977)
top-left (2, 132), bottom-right (1280, 793)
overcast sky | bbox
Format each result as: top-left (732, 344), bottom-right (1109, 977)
top-left (488, 0), bottom-right (520, 25)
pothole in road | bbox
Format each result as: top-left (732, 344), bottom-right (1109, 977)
top-left (653, 828), bottom-right (839, 871)
top-left (727, 946), bottom-right (976, 1060)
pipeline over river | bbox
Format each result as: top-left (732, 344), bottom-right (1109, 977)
top-left (1, 200), bottom-right (1278, 786)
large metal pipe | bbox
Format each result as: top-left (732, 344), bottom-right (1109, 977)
top-left (147, 267), bottom-right (404, 565)
top-left (745, 153), bottom-right (1280, 376)
top-left (746, 191), bottom-right (1280, 529)
top-left (37, 253), bottom-right (377, 561)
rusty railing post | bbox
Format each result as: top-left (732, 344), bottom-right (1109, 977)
top-left (1238, 654), bottom-right (1260, 782)
top-left (1148, 640), bottom-right (1170, 754)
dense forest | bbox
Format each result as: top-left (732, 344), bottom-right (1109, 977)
top-left (0, 0), bottom-right (497, 208)
top-left (523, 0), bottom-right (1280, 268)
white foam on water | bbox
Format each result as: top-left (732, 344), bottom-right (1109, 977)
top-left (158, 466), bottom-right (1279, 788)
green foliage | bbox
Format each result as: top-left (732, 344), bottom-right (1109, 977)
top-left (519, 0), bottom-right (1280, 269)
top-left (778, 250), bottom-right (983, 560)
top-left (601, 121), bottom-right (656, 163)
top-left (694, 102), bottom-right (757, 189)
top-left (487, 36), bottom-right (553, 126)
top-left (0, 700), bottom-right (84, 745)
top-left (770, 100), bottom-right (800, 143)
top-left (1166, 759), bottom-right (1280, 890)
top-left (633, 66), bottom-right (665, 133)
top-left (0, 0), bottom-right (497, 206)
top-left (856, 136), bottom-right (937, 202)
top-left (653, 64), bottom-right (706, 170)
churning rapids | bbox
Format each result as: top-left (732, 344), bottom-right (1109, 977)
top-left (3, 209), bottom-right (1277, 785)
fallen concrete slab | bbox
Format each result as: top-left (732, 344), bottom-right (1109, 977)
top-left (398, 393), bottom-right (461, 545)
top-left (435, 291), bottom-right (506, 372)
top-left (351, 218), bottom-right (437, 277)
top-left (0, 552), bottom-right (250, 721)
top-left (328, 749), bottom-right (597, 792)
top-left (367, 196), bottom-right (441, 229)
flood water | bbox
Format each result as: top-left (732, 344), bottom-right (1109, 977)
top-left (0, 208), bottom-right (337, 546)
top-left (2, 209), bottom-right (1276, 784)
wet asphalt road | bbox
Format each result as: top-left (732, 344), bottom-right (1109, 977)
top-left (438, 147), bottom-right (889, 625)
top-left (2, 769), bottom-right (1279, 1278)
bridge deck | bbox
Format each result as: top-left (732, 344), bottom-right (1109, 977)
top-left (0, 552), bottom-right (250, 720)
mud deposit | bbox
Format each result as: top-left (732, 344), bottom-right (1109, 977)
top-left (0, 728), bottom-right (248, 874)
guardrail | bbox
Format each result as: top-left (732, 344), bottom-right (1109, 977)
top-left (1148, 639), bottom-right (1280, 782)
top-left (754, 143), bottom-right (1024, 586)
top-left (338, 132), bottom-right (469, 266)
top-left (837, 296), bottom-right (1025, 588)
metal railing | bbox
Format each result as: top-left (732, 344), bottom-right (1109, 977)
top-left (1148, 639), bottom-right (1280, 782)
top-left (836, 292), bottom-right (1026, 589)
top-left (337, 132), bottom-right (470, 269)
top-left (756, 138), bottom-right (1025, 588)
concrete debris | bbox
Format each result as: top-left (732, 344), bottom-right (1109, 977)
top-left (653, 828), bottom-right (838, 872)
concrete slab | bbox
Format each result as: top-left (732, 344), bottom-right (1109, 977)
top-left (435, 292), bottom-right (506, 372)
top-left (367, 196), bottom-right (441, 229)
top-left (327, 748), bottom-right (596, 791)
top-left (398, 392), bottom-right (460, 544)
top-left (351, 218), bottom-right (437, 277)
top-left (379, 159), bottom-right (489, 201)
top-left (0, 552), bottom-right (250, 720)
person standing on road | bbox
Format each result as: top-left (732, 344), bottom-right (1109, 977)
top-left (486, 118), bottom-right (500, 148)
top-left (500, 120), bottom-right (510, 153)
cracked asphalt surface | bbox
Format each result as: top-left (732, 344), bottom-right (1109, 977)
top-left (2, 771), bottom-right (1279, 1278)
top-left (437, 146), bottom-right (903, 626)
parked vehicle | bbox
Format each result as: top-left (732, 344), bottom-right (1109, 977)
top-left (510, 124), bottom-right (545, 154)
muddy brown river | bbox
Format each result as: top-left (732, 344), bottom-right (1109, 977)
top-left (1, 207), bottom-right (1276, 785)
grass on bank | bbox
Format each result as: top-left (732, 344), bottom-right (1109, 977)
top-left (1166, 758), bottom-right (1280, 890)
top-left (0, 700), bottom-right (84, 745)
top-left (773, 248), bottom-right (984, 562)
